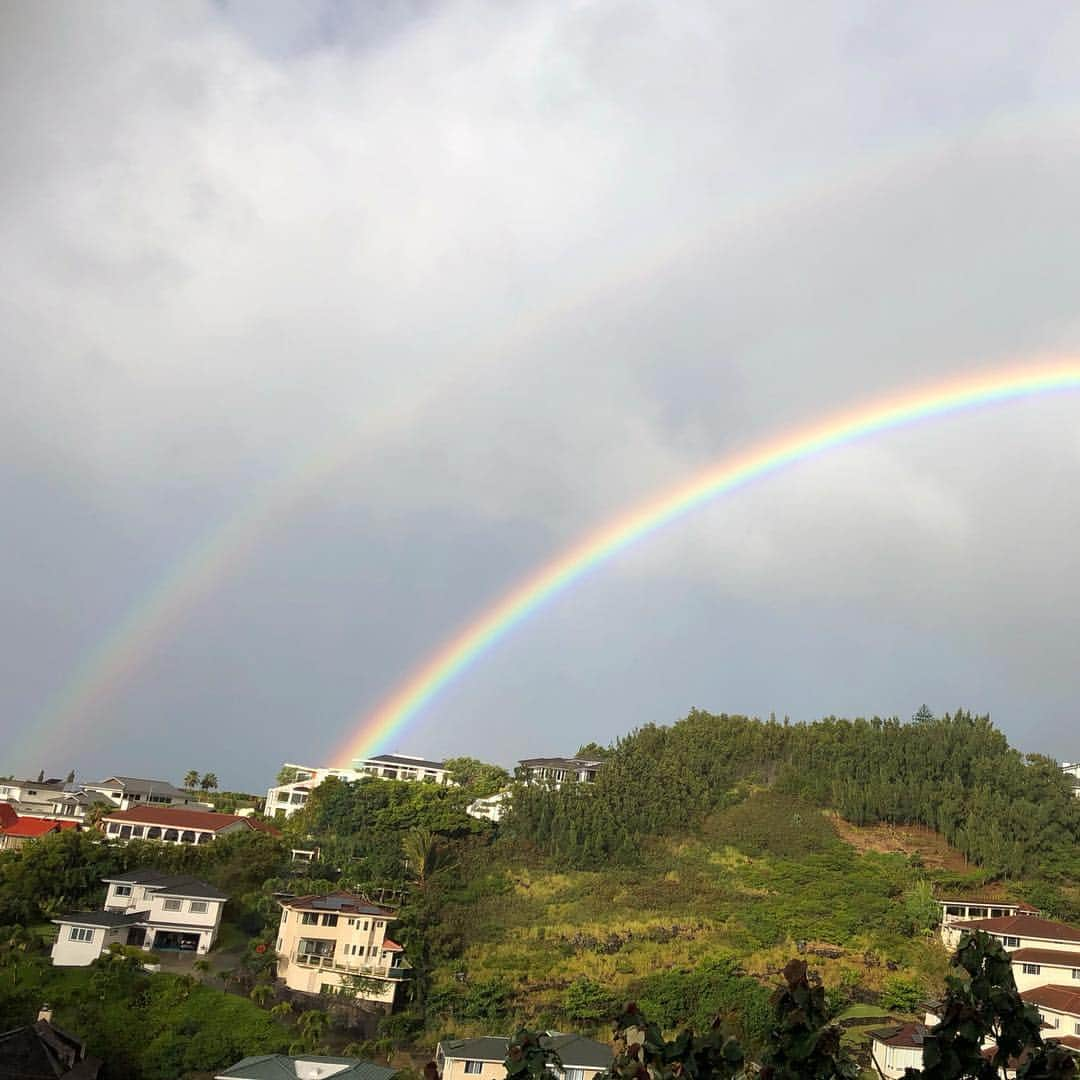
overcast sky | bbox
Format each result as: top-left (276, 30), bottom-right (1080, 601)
top-left (4, 1), bottom-right (1080, 792)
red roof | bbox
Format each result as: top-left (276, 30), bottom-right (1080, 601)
top-left (248, 818), bottom-right (282, 837)
top-left (103, 806), bottom-right (254, 831)
top-left (0, 804), bottom-right (18, 828)
top-left (2, 817), bottom-right (63, 839)
top-left (958, 916), bottom-right (1080, 944)
top-left (870, 1022), bottom-right (927, 1048)
top-left (1022, 985), bottom-right (1080, 1017)
top-left (1010, 948), bottom-right (1080, 967)
top-left (382, 938), bottom-right (404, 952)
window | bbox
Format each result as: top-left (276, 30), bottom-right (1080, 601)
top-left (106, 823), bottom-right (119, 834)
top-left (114, 885), bottom-right (132, 897)
top-left (1004, 936), bottom-right (1020, 948)
top-left (321, 914), bottom-right (338, 927)
top-left (130, 826), bottom-right (143, 837)
top-left (69, 926), bottom-right (95, 942)
top-left (376, 921), bottom-right (384, 929)
top-left (1075, 1022), bottom-right (1080, 1036)
top-left (163, 899), bottom-right (182, 912)
top-left (181, 830), bottom-right (196, 844)
top-left (1040, 1012), bottom-right (1059, 1029)
top-left (464, 1063), bottom-right (484, 1074)
top-left (1022, 964), bottom-right (1041, 975)
top-left (119, 825), bottom-right (131, 839)
top-left (968, 907), bottom-right (987, 918)
top-left (565, 1070), bottom-right (585, 1080)
top-left (297, 938), bottom-right (335, 958)
top-left (362, 920), bottom-right (369, 931)
top-left (1072, 969), bottom-right (1080, 980)
top-left (189, 901), bottom-right (208, 914)
top-left (946, 906), bottom-right (964, 916)
top-left (321, 983), bottom-right (337, 996)
top-left (146, 827), bottom-right (162, 840)
top-left (301, 912), bottom-right (319, 925)
top-left (164, 829), bottom-right (179, 842)
top-left (370, 946), bottom-right (379, 956)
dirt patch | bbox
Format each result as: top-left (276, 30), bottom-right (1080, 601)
top-left (828, 816), bottom-right (970, 873)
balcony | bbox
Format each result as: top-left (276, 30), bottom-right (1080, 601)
top-left (293, 952), bottom-right (408, 979)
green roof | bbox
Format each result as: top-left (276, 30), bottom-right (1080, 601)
top-left (216, 1054), bottom-right (397, 1080)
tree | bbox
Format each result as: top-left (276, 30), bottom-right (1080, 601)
top-left (249, 983), bottom-right (273, 1007)
top-left (65, 770), bottom-right (75, 784)
top-left (576, 742), bottom-right (612, 759)
top-left (444, 757), bottom-right (509, 794)
top-left (184, 770), bottom-right (200, 790)
top-left (402, 827), bottom-right (455, 888)
top-left (36, 770), bottom-right (44, 783)
top-left (297, 1009), bottom-right (329, 1046)
top-left (201, 773), bottom-right (219, 793)
top-left (277, 766), bottom-right (302, 785)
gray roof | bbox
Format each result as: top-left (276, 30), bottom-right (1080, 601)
top-left (101, 869), bottom-right (228, 900)
top-left (519, 758), bottom-right (606, 770)
top-left (440, 1034), bottom-right (612, 1070)
top-left (364, 754), bottom-right (447, 770)
top-left (216, 1054), bottom-right (397, 1080)
top-left (53, 909), bottom-right (149, 928)
top-left (3, 778), bottom-right (67, 790)
top-left (84, 776), bottom-right (191, 798)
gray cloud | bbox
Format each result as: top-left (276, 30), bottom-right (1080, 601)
top-left (3, 1), bottom-right (1080, 786)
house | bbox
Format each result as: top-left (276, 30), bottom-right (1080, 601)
top-left (50, 871), bottom-right (228, 963)
top-left (0, 777), bottom-right (84, 820)
top-left (0, 814), bottom-right (78, 851)
top-left (1063, 763), bottom-right (1080, 797)
top-left (466, 791), bottom-right (511, 824)
top-left (941, 914), bottom-right (1080, 952)
top-left (436, 1033), bottom-right (612, 1080)
top-left (275, 892), bottom-right (408, 1008)
top-left (216, 1054), bottom-right (397, 1079)
top-left (101, 805), bottom-right (257, 844)
top-left (81, 776), bottom-right (212, 811)
top-left (518, 757), bottom-right (605, 788)
top-left (351, 754), bottom-right (452, 785)
top-left (0, 1010), bottom-right (101, 1078)
top-left (1009, 947), bottom-right (1080, 992)
top-left (267, 756), bottom-right (453, 820)
top-left (1020, 985), bottom-right (1080, 1043)
top-left (868, 1022), bottom-right (929, 1079)
top-left (936, 897), bottom-right (1039, 936)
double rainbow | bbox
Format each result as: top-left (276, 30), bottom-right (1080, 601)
top-left (335, 359), bottom-right (1080, 764)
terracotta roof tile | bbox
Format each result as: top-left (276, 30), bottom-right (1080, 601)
top-left (957, 916), bottom-right (1080, 944)
top-left (1010, 948), bottom-right (1080, 967)
top-left (103, 806), bottom-right (254, 831)
top-left (1021, 985), bottom-right (1080, 1017)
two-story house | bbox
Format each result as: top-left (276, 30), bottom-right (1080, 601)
top-left (50, 871), bottom-right (228, 964)
top-left (351, 754), bottom-right (452, 785)
top-left (1019, 985), bottom-right (1080, 1048)
top-left (436, 1033), bottom-right (612, 1080)
top-left (936, 898), bottom-right (1040, 944)
top-left (216, 1054), bottom-right (397, 1080)
top-left (101, 806), bottom-right (260, 845)
top-left (518, 757), bottom-right (604, 788)
top-left (81, 776), bottom-right (212, 811)
top-left (275, 892), bottom-right (408, 1009)
top-left (941, 914), bottom-right (1080, 956)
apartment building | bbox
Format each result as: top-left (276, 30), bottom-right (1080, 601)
top-left (275, 892), bottom-right (408, 1008)
top-left (518, 757), bottom-right (604, 788)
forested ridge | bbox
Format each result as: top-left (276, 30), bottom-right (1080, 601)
top-left (505, 709), bottom-right (1080, 876)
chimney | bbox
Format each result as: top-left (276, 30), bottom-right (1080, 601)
top-left (37, 1004), bottom-right (53, 1023)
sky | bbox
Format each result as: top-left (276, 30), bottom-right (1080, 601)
top-left (3, 1), bottom-right (1080, 793)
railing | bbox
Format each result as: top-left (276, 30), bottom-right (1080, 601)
top-left (293, 953), bottom-right (408, 978)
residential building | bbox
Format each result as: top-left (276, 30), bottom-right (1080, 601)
top-left (436, 1033), bottom-right (612, 1080)
top-left (0, 1011), bottom-right (101, 1078)
top-left (101, 805), bottom-right (261, 845)
top-left (352, 754), bottom-right (452, 785)
top-left (267, 756), bottom-right (453, 820)
top-left (0, 813), bottom-right (78, 851)
top-left (216, 1055), bottom-right (397, 1080)
top-left (0, 777), bottom-right (78, 819)
top-left (51, 871), bottom-right (228, 963)
top-left (1010, 948), bottom-right (1080, 992)
top-left (81, 776), bottom-right (212, 811)
top-left (936, 898), bottom-right (1039, 940)
top-left (275, 892), bottom-right (408, 1008)
top-left (868, 1022), bottom-right (929, 1080)
top-left (941, 914), bottom-right (1080, 952)
top-left (518, 757), bottom-right (605, 788)
top-left (466, 791), bottom-right (512, 824)
top-left (1020, 985), bottom-right (1080, 1046)
top-left (1064, 763), bottom-right (1080, 797)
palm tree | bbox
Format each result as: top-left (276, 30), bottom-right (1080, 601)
top-left (401, 827), bottom-right (455, 888)
top-left (297, 1009), bottom-right (329, 1045)
top-left (183, 770), bottom-right (200, 790)
top-left (270, 1001), bottom-right (293, 1020)
top-left (192, 958), bottom-right (211, 977)
top-left (200, 773), bottom-right (219, 793)
top-left (250, 983), bottom-right (273, 1006)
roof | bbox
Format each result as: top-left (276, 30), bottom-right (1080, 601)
top-left (361, 753), bottom-right (447, 771)
top-left (1, 778), bottom-right (67, 790)
top-left (1022, 985), bottom-right (1080, 1017)
top-left (53, 909), bottom-right (149, 928)
top-left (279, 892), bottom-right (397, 918)
top-left (0, 804), bottom-right (18, 828)
top-left (957, 915), bottom-right (1080, 944)
top-left (936, 898), bottom-right (1039, 912)
top-left (102, 806), bottom-right (253, 831)
top-left (216, 1054), bottom-right (397, 1080)
top-left (439, 1034), bottom-right (612, 1069)
top-left (0, 1021), bottom-right (101, 1079)
top-left (381, 938), bottom-right (404, 952)
top-left (85, 776), bottom-right (191, 798)
top-left (1, 816), bottom-right (75, 839)
top-left (1010, 948), bottom-right (1080, 967)
top-left (519, 757), bottom-right (606, 770)
top-left (869, 1022), bottom-right (928, 1049)
top-left (102, 870), bottom-right (229, 900)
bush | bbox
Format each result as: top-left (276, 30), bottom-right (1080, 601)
top-left (563, 976), bottom-right (618, 1022)
top-left (880, 974), bottom-right (925, 1013)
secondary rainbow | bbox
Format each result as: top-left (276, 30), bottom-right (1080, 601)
top-left (338, 358), bottom-right (1080, 764)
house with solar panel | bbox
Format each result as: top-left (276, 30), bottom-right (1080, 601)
top-left (275, 892), bottom-right (409, 1008)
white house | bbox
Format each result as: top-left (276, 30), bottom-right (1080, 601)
top-left (466, 791), bottom-right (512, 824)
top-left (518, 757), bottom-right (605, 788)
top-left (936, 898), bottom-right (1040, 944)
top-left (1010, 947), bottom-right (1080, 992)
top-left (0, 778), bottom-right (83, 820)
top-left (51, 871), bottom-right (228, 964)
top-left (868, 1023), bottom-right (929, 1079)
top-left (81, 776), bottom-right (212, 811)
top-left (1019, 985), bottom-right (1080, 1045)
top-left (941, 914), bottom-right (1080, 952)
top-left (267, 756), bottom-right (453, 820)
top-left (436, 1033), bottom-right (612, 1080)
top-left (1063, 763), bottom-right (1080, 797)
top-left (101, 806), bottom-right (263, 845)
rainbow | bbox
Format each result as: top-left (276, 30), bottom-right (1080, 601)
top-left (337, 358), bottom-right (1080, 765)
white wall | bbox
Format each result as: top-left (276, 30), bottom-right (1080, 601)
top-left (50, 924), bottom-right (126, 966)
